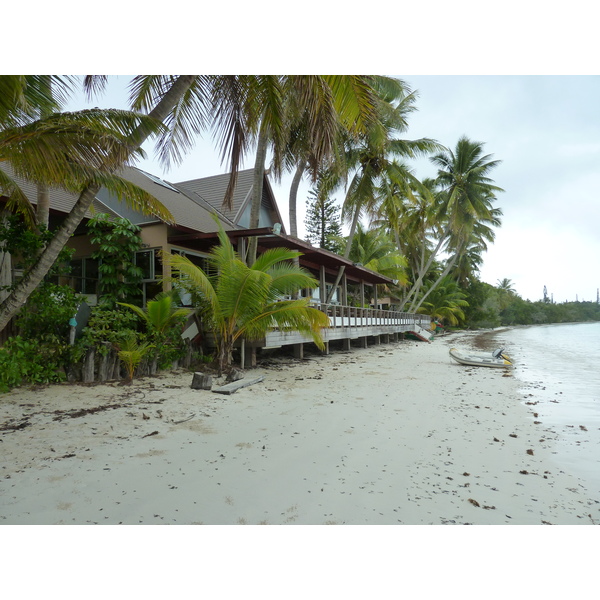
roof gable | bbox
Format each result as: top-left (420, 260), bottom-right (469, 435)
top-left (176, 169), bottom-right (286, 232)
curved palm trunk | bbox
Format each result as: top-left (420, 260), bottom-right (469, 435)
top-left (411, 250), bottom-right (460, 313)
top-left (36, 76), bottom-right (52, 229)
top-left (288, 162), bottom-right (305, 297)
top-left (402, 228), bottom-right (449, 312)
top-left (0, 75), bottom-right (197, 334)
top-left (288, 162), bottom-right (305, 239)
top-left (247, 128), bottom-right (269, 266)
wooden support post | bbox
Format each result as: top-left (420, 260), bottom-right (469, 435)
top-left (239, 237), bottom-right (247, 265)
top-left (83, 347), bottom-right (95, 383)
top-left (321, 341), bottom-right (329, 355)
top-left (341, 273), bottom-right (348, 306)
top-left (373, 335), bottom-right (381, 345)
top-left (360, 336), bottom-right (368, 349)
top-left (244, 346), bottom-right (257, 368)
top-left (98, 342), bottom-right (113, 381)
top-left (293, 343), bottom-right (304, 359)
top-left (342, 338), bottom-right (351, 351)
top-left (320, 265), bottom-right (326, 303)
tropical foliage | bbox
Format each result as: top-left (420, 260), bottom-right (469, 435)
top-left (166, 225), bottom-right (329, 373)
top-left (304, 174), bottom-right (343, 253)
top-left (87, 214), bottom-right (144, 306)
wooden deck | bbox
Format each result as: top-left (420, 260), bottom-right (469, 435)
top-left (263, 304), bottom-right (430, 348)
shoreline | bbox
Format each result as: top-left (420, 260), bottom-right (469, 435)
top-left (1, 331), bottom-right (598, 525)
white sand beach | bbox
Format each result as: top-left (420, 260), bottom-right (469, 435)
top-left (1, 332), bottom-right (599, 526)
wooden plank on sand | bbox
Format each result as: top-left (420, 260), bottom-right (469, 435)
top-left (212, 376), bottom-right (265, 395)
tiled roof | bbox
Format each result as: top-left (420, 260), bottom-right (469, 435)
top-left (176, 169), bottom-right (255, 224)
top-left (108, 166), bottom-right (238, 232)
top-left (0, 164), bottom-right (238, 234)
top-left (0, 162), bottom-right (118, 219)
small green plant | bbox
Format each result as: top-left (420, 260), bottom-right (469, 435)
top-left (119, 292), bottom-right (190, 369)
top-left (116, 333), bottom-right (154, 384)
top-left (79, 304), bottom-right (142, 352)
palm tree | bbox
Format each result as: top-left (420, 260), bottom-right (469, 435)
top-left (407, 137), bottom-right (503, 313)
top-left (495, 277), bottom-right (517, 310)
top-left (119, 292), bottom-right (190, 336)
top-left (324, 79), bottom-right (441, 304)
top-left (165, 224), bottom-right (329, 373)
top-left (416, 276), bottom-right (468, 326)
top-left (497, 278), bottom-right (516, 294)
top-left (0, 75), bottom-right (193, 333)
top-left (347, 222), bottom-right (408, 285)
top-left (245, 76), bottom-right (380, 264)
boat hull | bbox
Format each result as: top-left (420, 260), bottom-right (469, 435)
top-left (449, 347), bottom-right (513, 368)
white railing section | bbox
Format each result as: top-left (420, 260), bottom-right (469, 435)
top-left (309, 302), bottom-right (430, 330)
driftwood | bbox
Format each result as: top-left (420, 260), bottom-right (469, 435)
top-left (212, 376), bottom-right (264, 395)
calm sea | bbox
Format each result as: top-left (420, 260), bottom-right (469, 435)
top-left (490, 322), bottom-right (600, 498)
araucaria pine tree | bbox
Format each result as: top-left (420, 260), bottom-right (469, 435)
top-left (304, 185), bottom-right (343, 254)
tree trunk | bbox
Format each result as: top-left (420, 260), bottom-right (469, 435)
top-left (411, 249), bottom-right (461, 314)
top-left (36, 76), bottom-right (52, 229)
top-left (324, 203), bottom-right (361, 305)
top-left (288, 162), bottom-right (305, 238)
top-left (0, 211), bottom-right (12, 303)
top-left (402, 230), bottom-right (449, 312)
top-left (247, 128), bottom-right (269, 266)
top-left (36, 185), bottom-right (50, 230)
top-left (0, 75), bottom-right (197, 334)
top-left (288, 162), bottom-right (305, 293)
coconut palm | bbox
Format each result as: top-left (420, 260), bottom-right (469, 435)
top-left (245, 76), bottom-right (380, 264)
top-left (0, 75), bottom-right (385, 332)
top-left (165, 224), bottom-right (329, 373)
top-left (407, 137), bottom-right (503, 313)
top-left (416, 276), bottom-right (468, 326)
top-left (324, 79), bottom-right (441, 303)
top-left (0, 75), bottom-right (193, 333)
top-left (347, 222), bottom-right (408, 286)
top-left (116, 332), bottom-right (155, 384)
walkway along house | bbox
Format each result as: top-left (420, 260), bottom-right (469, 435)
top-left (0, 165), bottom-right (431, 364)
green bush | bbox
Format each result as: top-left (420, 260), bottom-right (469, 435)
top-left (0, 336), bottom-right (67, 392)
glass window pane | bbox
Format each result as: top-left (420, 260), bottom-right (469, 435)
top-left (136, 250), bottom-right (152, 280)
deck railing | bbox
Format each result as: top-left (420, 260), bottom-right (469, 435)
top-left (309, 302), bottom-right (430, 331)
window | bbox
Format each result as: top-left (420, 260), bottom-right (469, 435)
top-left (134, 248), bottom-right (163, 305)
top-left (171, 248), bottom-right (212, 306)
top-left (68, 257), bottom-right (99, 295)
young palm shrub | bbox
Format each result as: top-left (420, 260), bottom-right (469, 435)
top-left (166, 226), bottom-right (329, 373)
top-left (119, 292), bottom-right (190, 335)
top-left (416, 276), bottom-right (468, 327)
top-left (119, 292), bottom-right (191, 372)
top-left (116, 333), bottom-right (155, 384)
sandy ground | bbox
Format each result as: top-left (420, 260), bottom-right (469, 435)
top-left (1, 332), bottom-right (599, 525)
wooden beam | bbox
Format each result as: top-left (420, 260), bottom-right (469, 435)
top-left (213, 376), bottom-right (265, 395)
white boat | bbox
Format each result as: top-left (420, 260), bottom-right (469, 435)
top-left (449, 347), bottom-right (513, 368)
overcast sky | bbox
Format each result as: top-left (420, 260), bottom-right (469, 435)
top-left (66, 75), bottom-right (600, 303)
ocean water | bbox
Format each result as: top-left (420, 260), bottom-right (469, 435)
top-left (491, 322), bottom-right (600, 498)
